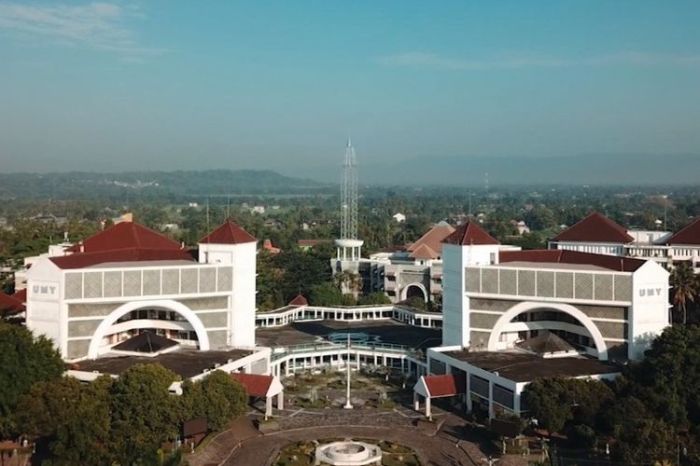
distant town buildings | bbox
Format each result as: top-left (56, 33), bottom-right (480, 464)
top-left (549, 211), bottom-right (700, 271)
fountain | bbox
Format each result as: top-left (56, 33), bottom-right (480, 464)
top-left (314, 441), bottom-right (382, 466)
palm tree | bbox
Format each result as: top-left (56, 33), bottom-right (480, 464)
top-left (670, 262), bottom-right (697, 325)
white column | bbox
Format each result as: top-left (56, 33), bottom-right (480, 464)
top-left (265, 397), bottom-right (272, 419)
top-left (277, 391), bottom-right (284, 410)
top-left (413, 392), bottom-right (420, 411)
top-left (425, 397), bottom-right (432, 419)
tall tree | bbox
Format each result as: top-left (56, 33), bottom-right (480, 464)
top-left (670, 262), bottom-right (697, 324)
top-left (0, 321), bottom-right (64, 437)
top-left (109, 364), bottom-right (181, 464)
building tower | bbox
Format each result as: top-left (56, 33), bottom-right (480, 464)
top-left (335, 138), bottom-right (363, 261)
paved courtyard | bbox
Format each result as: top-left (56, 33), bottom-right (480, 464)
top-left (188, 407), bottom-right (530, 466)
top-left (256, 320), bottom-right (441, 349)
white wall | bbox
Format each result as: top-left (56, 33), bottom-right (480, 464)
top-left (199, 241), bottom-right (257, 348)
top-left (25, 258), bottom-right (67, 357)
top-left (629, 261), bottom-right (670, 360)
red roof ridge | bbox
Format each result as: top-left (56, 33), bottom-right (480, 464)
top-left (422, 374), bottom-right (465, 397)
top-left (499, 248), bottom-right (646, 272)
top-left (50, 248), bottom-right (194, 270)
top-left (443, 221), bottom-right (499, 246)
top-left (666, 217), bottom-right (700, 245)
top-left (0, 291), bottom-right (25, 315)
top-left (288, 294), bottom-right (309, 306)
top-left (552, 212), bottom-right (633, 244)
top-left (68, 222), bottom-right (182, 253)
top-left (231, 373), bottom-right (274, 398)
top-left (200, 219), bottom-right (256, 245)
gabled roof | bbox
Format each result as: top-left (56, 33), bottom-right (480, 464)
top-left (112, 332), bottom-right (179, 353)
top-left (0, 292), bottom-right (25, 315)
top-left (231, 373), bottom-right (281, 398)
top-left (666, 217), bottom-right (700, 245)
top-left (552, 212), bottom-right (633, 244)
top-left (407, 222), bottom-right (455, 259)
top-left (416, 374), bottom-right (466, 398)
top-left (199, 220), bottom-right (256, 245)
top-left (517, 331), bottom-right (577, 355)
top-left (443, 221), bottom-right (499, 246)
top-left (68, 221), bottom-right (182, 253)
top-left (499, 249), bottom-right (646, 272)
top-left (51, 248), bottom-right (193, 270)
top-left (288, 294), bottom-right (309, 306)
top-left (410, 243), bottom-right (439, 260)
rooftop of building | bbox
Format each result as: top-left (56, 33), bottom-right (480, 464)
top-left (666, 217), bottom-right (700, 245)
top-left (256, 319), bottom-right (441, 350)
top-left (407, 222), bottom-right (455, 260)
top-left (443, 221), bottom-right (500, 246)
top-left (552, 212), bottom-right (634, 244)
top-left (199, 219), bottom-right (256, 245)
top-left (441, 349), bottom-right (620, 383)
top-left (47, 219), bottom-right (255, 270)
top-left (0, 291), bottom-right (24, 315)
top-left (499, 249), bottom-right (646, 272)
top-left (74, 348), bottom-right (253, 379)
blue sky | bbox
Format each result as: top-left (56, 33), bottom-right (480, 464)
top-left (0, 1), bottom-right (699, 176)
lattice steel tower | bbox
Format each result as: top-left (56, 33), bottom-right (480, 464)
top-left (335, 138), bottom-right (363, 261)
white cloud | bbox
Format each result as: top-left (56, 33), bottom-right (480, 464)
top-left (0, 2), bottom-right (163, 57)
top-left (377, 51), bottom-right (700, 70)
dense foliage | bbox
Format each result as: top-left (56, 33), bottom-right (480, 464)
top-left (0, 321), bottom-right (64, 437)
top-left (523, 325), bottom-right (700, 464)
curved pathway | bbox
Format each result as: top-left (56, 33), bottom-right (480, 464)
top-left (222, 425), bottom-right (476, 466)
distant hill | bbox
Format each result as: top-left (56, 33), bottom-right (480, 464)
top-left (285, 153), bottom-right (700, 187)
top-left (0, 169), bottom-right (329, 200)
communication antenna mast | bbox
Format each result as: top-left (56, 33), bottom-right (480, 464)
top-left (340, 138), bottom-right (358, 241)
top-left (335, 138), bottom-right (363, 261)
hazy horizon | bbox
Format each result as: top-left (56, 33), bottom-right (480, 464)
top-left (1, 1), bottom-right (699, 181)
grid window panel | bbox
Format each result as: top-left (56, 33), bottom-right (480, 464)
top-left (499, 269), bottom-right (517, 295)
top-left (556, 272), bottom-right (574, 299)
top-left (180, 268), bottom-right (198, 294)
top-left (482, 268), bottom-right (499, 294)
top-left (594, 275), bottom-right (613, 301)
top-left (123, 271), bottom-right (142, 296)
top-left (83, 272), bottom-right (103, 299)
top-left (574, 273), bottom-right (593, 300)
top-left (493, 384), bottom-right (514, 409)
top-left (217, 267), bottom-right (233, 292)
top-left (199, 267), bottom-right (216, 293)
top-left (518, 270), bottom-right (536, 296)
top-left (103, 271), bottom-right (122, 298)
top-left (142, 270), bottom-right (161, 296)
top-left (536, 271), bottom-right (555, 298)
top-left (65, 273), bottom-right (83, 299)
top-left (614, 275), bottom-right (633, 301)
top-left (465, 268), bottom-right (481, 293)
top-left (162, 269), bottom-right (179, 295)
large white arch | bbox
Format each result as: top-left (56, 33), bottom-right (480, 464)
top-left (486, 301), bottom-right (608, 360)
top-left (401, 282), bottom-right (428, 302)
top-left (87, 299), bottom-right (210, 359)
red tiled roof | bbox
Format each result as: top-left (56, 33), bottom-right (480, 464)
top-left (68, 222), bottom-right (182, 253)
top-left (0, 292), bottom-right (25, 315)
top-left (408, 223), bottom-right (455, 259)
top-left (200, 220), bottom-right (256, 245)
top-left (231, 373), bottom-right (273, 398)
top-left (423, 374), bottom-right (465, 397)
top-left (499, 249), bottom-right (646, 272)
top-left (288, 294), bottom-right (309, 306)
top-left (51, 248), bottom-right (194, 270)
top-left (12, 288), bottom-right (26, 304)
top-left (552, 212), bottom-right (633, 243)
top-left (443, 221), bottom-right (499, 246)
top-left (666, 217), bottom-right (700, 245)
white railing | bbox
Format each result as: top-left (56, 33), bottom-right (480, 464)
top-left (255, 304), bottom-right (442, 329)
